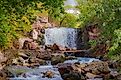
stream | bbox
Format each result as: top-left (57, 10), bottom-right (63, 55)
top-left (8, 57), bottom-right (100, 80)
top-left (4, 27), bottom-right (120, 80)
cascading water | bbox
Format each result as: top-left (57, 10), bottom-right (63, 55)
top-left (44, 27), bottom-right (82, 49)
top-left (9, 65), bottom-right (63, 80)
top-left (46, 60), bottom-right (52, 66)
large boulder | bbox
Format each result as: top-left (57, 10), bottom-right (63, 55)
top-left (58, 61), bottom-right (111, 80)
top-left (83, 61), bottom-right (110, 74)
top-left (57, 63), bottom-right (85, 80)
top-left (51, 53), bottom-right (65, 65)
top-left (36, 51), bottom-right (51, 60)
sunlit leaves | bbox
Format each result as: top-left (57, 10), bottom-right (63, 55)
top-left (0, 0), bottom-right (65, 49)
top-left (60, 13), bottom-right (79, 27)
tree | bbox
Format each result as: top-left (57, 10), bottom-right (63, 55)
top-left (76, 0), bottom-right (121, 59)
top-left (0, 0), bottom-right (65, 49)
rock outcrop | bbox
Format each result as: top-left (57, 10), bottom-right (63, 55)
top-left (58, 61), bottom-right (112, 80)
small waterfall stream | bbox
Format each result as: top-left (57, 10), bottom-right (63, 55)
top-left (44, 27), bottom-right (82, 49)
top-left (8, 27), bottom-right (100, 80)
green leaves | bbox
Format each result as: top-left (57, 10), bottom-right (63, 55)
top-left (0, 0), bottom-right (65, 49)
top-left (76, 0), bottom-right (121, 59)
top-left (60, 13), bottom-right (79, 27)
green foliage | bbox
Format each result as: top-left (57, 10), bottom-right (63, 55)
top-left (76, 0), bottom-right (98, 26)
top-left (41, 0), bottom-right (65, 21)
top-left (60, 13), bottom-right (79, 27)
top-left (88, 40), bottom-right (97, 47)
top-left (76, 0), bottom-right (121, 58)
top-left (108, 28), bottom-right (121, 59)
top-left (0, 0), bottom-right (65, 49)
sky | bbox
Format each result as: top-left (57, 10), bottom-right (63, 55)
top-left (64, 0), bottom-right (78, 6)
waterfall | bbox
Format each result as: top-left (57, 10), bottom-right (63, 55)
top-left (44, 27), bottom-right (81, 49)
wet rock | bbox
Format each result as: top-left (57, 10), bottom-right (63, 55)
top-left (58, 60), bottom-right (111, 80)
top-left (29, 57), bottom-right (37, 63)
top-left (28, 57), bottom-right (46, 65)
top-left (58, 63), bottom-right (85, 80)
top-left (23, 63), bottom-right (30, 67)
top-left (76, 63), bottom-right (88, 68)
top-left (62, 71), bottom-right (84, 80)
top-left (52, 43), bottom-right (60, 51)
top-left (84, 61), bottom-right (110, 74)
top-left (19, 57), bottom-right (27, 63)
top-left (38, 59), bottom-right (46, 65)
top-left (37, 52), bottom-right (51, 60)
top-left (45, 43), bottom-right (60, 51)
top-left (43, 71), bottom-right (54, 78)
top-left (29, 63), bottom-right (40, 67)
top-left (57, 63), bottom-right (72, 75)
top-left (5, 66), bottom-right (33, 76)
top-left (108, 61), bottom-right (119, 68)
top-left (59, 46), bottom-right (67, 51)
top-left (12, 58), bottom-right (19, 65)
top-left (102, 73), bottom-right (110, 80)
top-left (117, 74), bottom-right (121, 80)
top-left (86, 72), bottom-right (102, 79)
top-left (18, 52), bottom-right (28, 58)
top-left (51, 53), bottom-right (65, 65)
top-left (110, 69), bottom-right (120, 79)
top-left (87, 78), bottom-right (103, 80)
top-left (66, 56), bottom-right (77, 60)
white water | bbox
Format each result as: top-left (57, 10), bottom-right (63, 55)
top-left (9, 65), bottom-right (63, 80)
top-left (44, 27), bottom-right (80, 49)
top-left (9, 57), bottom-right (100, 80)
top-left (64, 57), bottom-right (100, 64)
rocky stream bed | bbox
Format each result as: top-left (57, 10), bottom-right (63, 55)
top-left (0, 50), bottom-right (121, 80)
